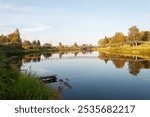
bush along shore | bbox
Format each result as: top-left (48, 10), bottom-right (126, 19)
top-left (99, 42), bottom-right (150, 57)
top-left (0, 29), bottom-right (97, 54)
top-left (98, 26), bottom-right (150, 57)
top-left (0, 46), bottom-right (59, 100)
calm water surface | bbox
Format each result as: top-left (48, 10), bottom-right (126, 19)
top-left (21, 51), bottom-right (150, 99)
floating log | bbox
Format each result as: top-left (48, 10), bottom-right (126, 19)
top-left (40, 75), bottom-right (57, 79)
top-left (40, 75), bottom-right (57, 83)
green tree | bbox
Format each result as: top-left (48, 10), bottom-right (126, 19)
top-left (59, 42), bottom-right (63, 48)
top-left (72, 42), bottom-right (78, 49)
top-left (128, 26), bottom-right (140, 42)
top-left (108, 37), bottom-right (115, 46)
top-left (8, 29), bottom-right (22, 43)
top-left (73, 42), bottom-right (78, 47)
top-left (114, 32), bottom-right (125, 44)
top-left (37, 40), bottom-right (41, 49)
top-left (98, 36), bottom-right (109, 47)
top-left (22, 40), bottom-right (32, 49)
top-left (0, 34), bottom-right (9, 43)
top-left (37, 40), bottom-right (41, 46)
top-left (140, 31), bottom-right (150, 41)
top-left (31, 40), bottom-right (38, 49)
top-left (128, 26), bottom-right (141, 46)
top-left (148, 31), bottom-right (150, 41)
top-left (43, 43), bottom-right (52, 49)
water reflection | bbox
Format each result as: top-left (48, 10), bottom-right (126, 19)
top-left (43, 53), bottom-right (52, 58)
top-left (57, 78), bottom-right (72, 97)
top-left (99, 52), bottom-right (150, 76)
top-left (21, 51), bottom-right (150, 76)
top-left (22, 54), bottom-right (41, 63)
top-left (10, 56), bottom-right (22, 71)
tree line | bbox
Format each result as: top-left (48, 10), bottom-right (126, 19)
top-left (0, 29), bottom-right (22, 47)
top-left (0, 29), bottom-right (49, 49)
top-left (98, 26), bottom-right (150, 47)
top-left (0, 29), bottom-right (95, 51)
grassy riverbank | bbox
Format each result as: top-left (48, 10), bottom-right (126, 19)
top-left (0, 46), bottom-right (58, 100)
top-left (99, 42), bottom-right (150, 55)
top-left (0, 72), bottom-right (58, 99)
top-left (99, 42), bottom-right (150, 61)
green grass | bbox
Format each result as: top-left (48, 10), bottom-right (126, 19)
top-left (10, 73), bottom-right (57, 100)
top-left (99, 43), bottom-right (150, 55)
top-left (0, 72), bottom-right (58, 100)
top-left (99, 42), bottom-right (150, 60)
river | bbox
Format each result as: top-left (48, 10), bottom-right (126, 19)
top-left (20, 51), bottom-right (150, 99)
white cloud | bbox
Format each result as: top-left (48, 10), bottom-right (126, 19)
top-left (0, 2), bottom-right (38, 11)
top-left (21, 25), bottom-right (52, 34)
top-left (0, 2), bottom-right (27, 10)
top-left (0, 2), bottom-right (67, 13)
top-left (0, 2), bottom-right (16, 9)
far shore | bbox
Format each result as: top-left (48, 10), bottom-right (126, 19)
top-left (99, 44), bottom-right (150, 61)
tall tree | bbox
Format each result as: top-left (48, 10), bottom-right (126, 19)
top-left (73, 42), bottom-right (78, 47)
top-left (98, 36), bottom-right (109, 47)
top-left (140, 31), bottom-right (150, 41)
top-left (32, 40), bottom-right (37, 49)
top-left (37, 40), bottom-right (41, 49)
top-left (141, 31), bottom-right (148, 41)
top-left (43, 43), bottom-right (52, 49)
top-left (59, 42), bottom-right (63, 47)
top-left (0, 34), bottom-right (9, 43)
top-left (114, 32), bottom-right (125, 44)
top-left (128, 26), bottom-right (140, 42)
top-left (37, 40), bottom-right (41, 46)
top-left (108, 37), bottom-right (115, 45)
top-left (8, 29), bottom-right (22, 43)
top-left (148, 31), bottom-right (150, 41)
top-left (22, 40), bottom-right (32, 49)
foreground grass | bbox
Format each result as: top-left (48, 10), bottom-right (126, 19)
top-left (0, 46), bottom-right (58, 100)
top-left (0, 72), bottom-right (58, 100)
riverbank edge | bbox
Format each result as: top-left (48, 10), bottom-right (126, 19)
top-left (99, 46), bottom-right (150, 60)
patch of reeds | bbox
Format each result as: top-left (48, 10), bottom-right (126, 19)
top-left (0, 70), bottom-right (58, 99)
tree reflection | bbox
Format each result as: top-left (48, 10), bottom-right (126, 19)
top-left (10, 56), bottom-right (22, 71)
top-left (73, 51), bottom-right (79, 57)
top-left (128, 62), bottom-right (141, 76)
top-left (99, 51), bottom-right (150, 76)
top-left (22, 54), bottom-right (41, 63)
top-left (21, 51), bottom-right (150, 77)
top-left (129, 61), bottom-right (150, 76)
top-left (112, 58), bottom-right (125, 68)
top-left (43, 53), bottom-right (52, 59)
top-left (59, 52), bottom-right (64, 58)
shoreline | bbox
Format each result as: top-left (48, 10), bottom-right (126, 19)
top-left (99, 46), bottom-right (150, 60)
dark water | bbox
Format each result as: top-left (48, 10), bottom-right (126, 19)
top-left (21, 51), bottom-right (150, 100)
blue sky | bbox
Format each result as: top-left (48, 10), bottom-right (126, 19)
top-left (0, 0), bottom-right (150, 45)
